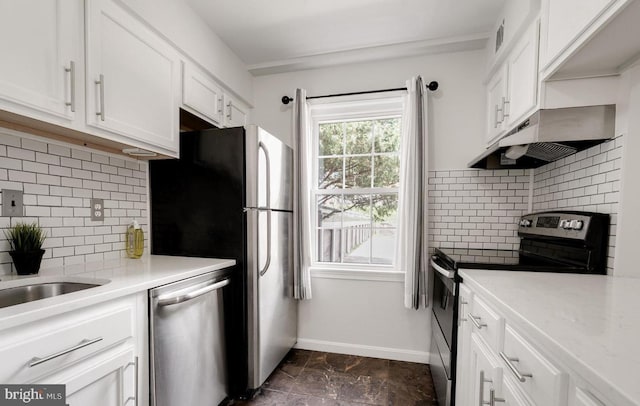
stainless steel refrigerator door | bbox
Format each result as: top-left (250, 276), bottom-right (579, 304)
top-left (245, 125), bottom-right (294, 211)
top-left (150, 273), bottom-right (229, 406)
top-left (246, 209), bottom-right (297, 389)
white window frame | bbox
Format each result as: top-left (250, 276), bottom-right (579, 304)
top-left (308, 94), bottom-right (404, 275)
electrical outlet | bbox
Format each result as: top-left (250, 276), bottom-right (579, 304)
top-left (1, 189), bottom-right (24, 217)
top-left (90, 198), bottom-right (105, 221)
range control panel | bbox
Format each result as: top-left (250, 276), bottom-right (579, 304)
top-left (518, 212), bottom-right (592, 240)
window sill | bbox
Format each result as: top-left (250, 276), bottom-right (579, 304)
top-left (310, 266), bottom-right (404, 282)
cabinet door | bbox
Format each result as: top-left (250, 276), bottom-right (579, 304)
top-left (542, 0), bottom-right (615, 68)
top-left (45, 349), bottom-right (138, 406)
top-left (182, 61), bottom-right (224, 126)
top-left (86, 0), bottom-right (179, 155)
top-left (0, 0), bottom-right (81, 120)
top-left (223, 94), bottom-right (248, 128)
top-left (469, 332), bottom-right (503, 406)
top-left (486, 65), bottom-right (509, 145)
top-left (455, 283), bottom-right (474, 406)
top-left (506, 21), bottom-right (540, 127)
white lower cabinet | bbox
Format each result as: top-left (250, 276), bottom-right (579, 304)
top-left (458, 282), bottom-right (573, 406)
top-left (0, 294), bottom-right (146, 406)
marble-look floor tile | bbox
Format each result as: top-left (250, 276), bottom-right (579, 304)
top-left (337, 375), bottom-right (388, 406)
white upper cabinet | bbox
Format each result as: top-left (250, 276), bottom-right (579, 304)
top-left (85, 0), bottom-right (180, 156)
top-left (182, 61), bottom-right (224, 127)
top-left (0, 0), bottom-right (83, 123)
top-left (486, 65), bottom-right (509, 145)
top-left (223, 94), bottom-right (248, 128)
top-left (506, 21), bottom-right (540, 127)
top-left (541, 0), bottom-right (615, 70)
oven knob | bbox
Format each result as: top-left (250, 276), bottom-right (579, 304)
top-left (521, 219), bottom-right (532, 227)
top-left (570, 220), bottom-right (584, 230)
top-left (560, 220), bottom-right (571, 229)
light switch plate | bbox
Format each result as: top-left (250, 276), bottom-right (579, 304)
top-left (90, 198), bottom-right (104, 221)
top-left (1, 189), bottom-right (24, 217)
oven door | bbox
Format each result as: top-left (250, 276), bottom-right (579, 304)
top-left (430, 256), bottom-right (457, 406)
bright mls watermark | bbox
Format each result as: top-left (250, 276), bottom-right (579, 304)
top-left (0, 385), bottom-right (66, 406)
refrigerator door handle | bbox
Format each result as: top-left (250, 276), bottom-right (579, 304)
top-left (258, 141), bottom-right (271, 208)
top-left (259, 209), bottom-right (272, 277)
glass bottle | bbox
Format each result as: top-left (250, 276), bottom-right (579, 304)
top-left (126, 220), bottom-right (144, 259)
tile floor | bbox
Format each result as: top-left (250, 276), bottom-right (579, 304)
top-left (235, 350), bottom-right (438, 406)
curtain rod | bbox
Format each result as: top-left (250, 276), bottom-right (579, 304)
top-left (280, 81), bottom-right (438, 105)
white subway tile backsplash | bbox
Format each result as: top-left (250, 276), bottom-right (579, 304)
top-left (0, 130), bottom-right (149, 275)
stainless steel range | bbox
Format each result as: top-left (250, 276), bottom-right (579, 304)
top-left (429, 211), bottom-right (610, 406)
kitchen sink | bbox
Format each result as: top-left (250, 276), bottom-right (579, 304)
top-left (0, 282), bottom-right (103, 309)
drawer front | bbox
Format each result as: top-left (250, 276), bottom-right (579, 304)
top-left (469, 295), bottom-right (505, 352)
top-left (501, 375), bottom-right (533, 406)
top-left (502, 324), bottom-right (568, 406)
top-left (571, 387), bottom-right (606, 406)
top-left (0, 307), bottom-right (133, 383)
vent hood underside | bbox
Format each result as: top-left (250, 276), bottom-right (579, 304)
top-left (469, 105), bottom-right (616, 169)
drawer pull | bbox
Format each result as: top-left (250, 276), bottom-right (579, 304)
top-left (489, 389), bottom-right (506, 405)
top-left (479, 370), bottom-right (492, 406)
top-left (499, 351), bottom-right (533, 382)
top-left (29, 337), bottom-right (103, 367)
top-left (469, 314), bottom-right (487, 329)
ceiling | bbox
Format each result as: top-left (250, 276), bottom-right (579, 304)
top-left (185, 0), bottom-right (505, 75)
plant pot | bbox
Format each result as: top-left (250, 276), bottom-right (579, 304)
top-left (9, 249), bottom-right (45, 275)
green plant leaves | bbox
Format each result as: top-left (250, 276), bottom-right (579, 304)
top-left (4, 222), bottom-right (46, 252)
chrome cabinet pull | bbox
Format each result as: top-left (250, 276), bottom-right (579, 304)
top-left (479, 370), bottom-right (492, 406)
top-left (125, 356), bottom-right (139, 405)
top-left (502, 97), bottom-right (510, 119)
top-left (469, 313), bottom-right (487, 329)
top-left (226, 100), bottom-right (233, 120)
top-left (217, 97), bottom-right (223, 115)
top-left (489, 389), bottom-right (506, 405)
top-left (157, 278), bottom-right (230, 306)
top-left (95, 74), bottom-right (105, 121)
top-left (499, 351), bottom-right (533, 382)
top-left (64, 61), bottom-right (76, 112)
top-left (494, 105), bottom-right (500, 128)
top-left (459, 299), bottom-right (468, 323)
top-left (29, 337), bottom-right (103, 367)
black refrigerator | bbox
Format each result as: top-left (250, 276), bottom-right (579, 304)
top-left (149, 125), bottom-right (298, 397)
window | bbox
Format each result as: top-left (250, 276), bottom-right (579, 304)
top-left (311, 97), bottom-right (402, 267)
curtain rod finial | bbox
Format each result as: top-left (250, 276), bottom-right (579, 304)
top-left (426, 81), bottom-right (439, 91)
top-left (282, 95), bottom-right (294, 105)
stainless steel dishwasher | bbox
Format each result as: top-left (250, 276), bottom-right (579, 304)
top-left (149, 271), bottom-right (231, 406)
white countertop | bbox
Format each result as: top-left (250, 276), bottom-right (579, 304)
top-left (459, 269), bottom-right (640, 406)
top-left (0, 255), bottom-right (236, 330)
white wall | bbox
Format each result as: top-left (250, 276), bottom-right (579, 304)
top-left (614, 63), bottom-right (640, 277)
top-left (252, 50), bottom-right (487, 170)
top-left (251, 49), bottom-right (487, 362)
top-left (120, 0), bottom-right (254, 104)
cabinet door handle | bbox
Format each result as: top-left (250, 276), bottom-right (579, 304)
top-left (499, 351), bottom-right (533, 382)
top-left (494, 105), bottom-right (500, 128)
top-left (64, 61), bottom-right (76, 112)
top-left (95, 74), bottom-right (105, 121)
top-left (479, 370), bottom-right (492, 406)
top-left (226, 100), bottom-right (232, 120)
top-left (489, 389), bottom-right (506, 405)
top-left (217, 97), bottom-right (223, 115)
top-left (469, 313), bottom-right (487, 329)
top-left (459, 300), bottom-right (468, 323)
top-left (29, 337), bottom-right (103, 367)
top-left (125, 356), bottom-right (139, 405)
top-left (502, 97), bottom-right (510, 119)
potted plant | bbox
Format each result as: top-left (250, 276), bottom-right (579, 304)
top-left (5, 222), bottom-right (47, 275)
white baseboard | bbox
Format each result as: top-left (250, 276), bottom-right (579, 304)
top-left (294, 338), bottom-right (430, 363)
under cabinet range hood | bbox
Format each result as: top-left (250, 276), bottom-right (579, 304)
top-left (469, 105), bottom-right (616, 169)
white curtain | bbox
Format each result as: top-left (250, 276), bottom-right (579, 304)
top-left (396, 76), bottom-right (429, 309)
top-left (292, 88), bottom-right (313, 299)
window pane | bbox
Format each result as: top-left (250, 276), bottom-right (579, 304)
top-left (319, 123), bottom-right (343, 156)
top-left (345, 156), bottom-right (371, 188)
top-left (317, 195), bottom-right (342, 228)
top-left (343, 226), bottom-right (372, 264)
top-left (373, 155), bottom-right (400, 187)
top-left (374, 118), bottom-right (401, 153)
top-left (345, 121), bottom-right (373, 155)
top-left (317, 228), bottom-right (341, 262)
top-left (343, 194), bottom-right (371, 225)
top-left (371, 228), bottom-right (396, 264)
top-left (372, 194), bottom-right (398, 228)
top-left (318, 157), bottom-right (343, 189)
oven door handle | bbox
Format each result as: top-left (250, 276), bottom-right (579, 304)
top-left (431, 257), bottom-right (455, 279)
